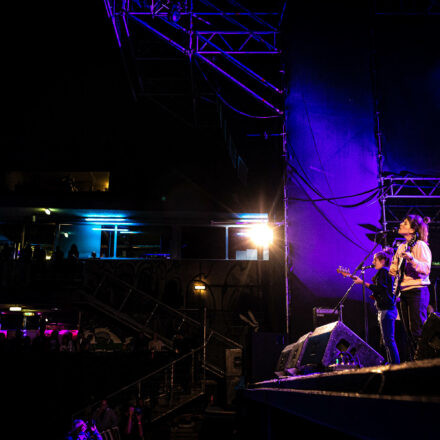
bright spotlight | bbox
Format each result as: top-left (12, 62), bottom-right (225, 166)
top-left (44, 208), bottom-right (51, 215)
top-left (9, 306), bottom-right (22, 312)
top-left (248, 224), bottom-right (273, 247)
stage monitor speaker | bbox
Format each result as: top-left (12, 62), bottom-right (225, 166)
top-left (247, 332), bottom-right (286, 382)
top-left (415, 312), bottom-right (440, 360)
top-left (275, 332), bottom-right (311, 377)
top-left (300, 321), bottom-right (384, 369)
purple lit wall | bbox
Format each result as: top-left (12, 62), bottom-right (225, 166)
top-left (284, 4), bottom-right (381, 340)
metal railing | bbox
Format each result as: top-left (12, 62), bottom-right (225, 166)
top-left (73, 342), bottom-right (209, 424)
top-left (83, 269), bottom-right (241, 369)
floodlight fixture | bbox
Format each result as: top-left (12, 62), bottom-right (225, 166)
top-left (248, 224), bottom-right (273, 247)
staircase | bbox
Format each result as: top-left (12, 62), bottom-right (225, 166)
top-left (73, 266), bottom-right (242, 423)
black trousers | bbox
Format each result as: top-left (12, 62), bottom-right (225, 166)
top-left (398, 287), bottom-right (429, 360)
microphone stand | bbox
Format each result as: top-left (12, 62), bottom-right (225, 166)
top-left (332, 236), bottom-right (381, 336)
top-left (332, 279), bottom-right (356, 323)
top-left (361, 268), bottom-right (368, 343)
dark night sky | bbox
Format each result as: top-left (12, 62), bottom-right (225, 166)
top-left (1, 2), bottom-right (269, 212)
top-left (2, 3), bottom-right (128, 162)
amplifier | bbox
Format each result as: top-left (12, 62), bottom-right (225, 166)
top-left (313, 307), bottom-right (340, 329)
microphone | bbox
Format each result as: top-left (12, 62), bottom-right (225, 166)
top-left (362, 264), bottom-right (374, 270)
top-left (374, 227), bottom-right (397, 234)
top-left (374, 228), bottom-right (399, 235)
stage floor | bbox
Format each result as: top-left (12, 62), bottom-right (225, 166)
top-left (242, 358), bottom-right (440, 439)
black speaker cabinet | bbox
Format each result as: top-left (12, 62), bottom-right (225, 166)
top-left (247, 332), bottom-right (286, 382)
top-left (275, 332), bottom-right (311, 377)
top-left (415, 312), bottom-right (440, 360)
top-left (300, 321), bottom-right (384, 369)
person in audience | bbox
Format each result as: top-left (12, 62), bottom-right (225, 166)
top-left (60, 331), bottom-right (76, 352)
top-left (66, 419), bottom-right (103, 440)
top-left (0, 332), bottom-right (6, 353)
top-left (173, 330), bottom-right (192, 394)
top-left (32, 327), bottom-right (49, 352)
top-left (48, 329), bottom-right (60, 352)
top-left (148, 332), bottom-right (164, 357)
top-left (11, 329), bottom-right (25, 353)
top-left (121, 404), bottom-right (144, 440)
top-left (68, 243), bottom-right (80, 260)
top-left (92, 399), bottom-right (118, 433)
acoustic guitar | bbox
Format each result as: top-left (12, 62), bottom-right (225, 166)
top-left (337, 266), bottom-right (374, 301)
top-left (392, 233), bottom-right (418, 297)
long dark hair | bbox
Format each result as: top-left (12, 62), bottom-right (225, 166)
top-left (405, 215), bottom-right (430, 243)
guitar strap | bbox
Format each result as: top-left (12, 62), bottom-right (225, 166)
top-left (393, 234), bottom-right (418, 298)
top-left (397, 244), bottom-right (407, 298)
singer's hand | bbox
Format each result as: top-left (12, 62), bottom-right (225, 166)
top-left (352, 276), bottom-right (363, 285)
top-left (402, 251), bottom-right (414, 261)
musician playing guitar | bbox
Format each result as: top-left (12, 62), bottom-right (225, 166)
top-left (339, 248), bottom-right (400, 364)
top-left (389, 215), bottom-right (432, 360)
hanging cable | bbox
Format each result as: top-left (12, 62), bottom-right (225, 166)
top-left (290, 173), bottom-right (368, 251)
top-left (288, 164), bottom-right (388, 207)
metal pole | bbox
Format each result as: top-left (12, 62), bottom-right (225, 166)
top-left (170, 364), bottom-right (174, 404)
top-left (203, 307), bottom-right (206, 392)
top-left (225, 226), bottom-right (229, 260)
top-left (191, 350), bottom-right (195, 385)
top-left (113, 225), bottom-right (118, 258)
top-left (361, 269), bottom-right (368, 343)
top-left (370, 14), bottom-right (387, 242)
top-left (282, 121), bottom-right (290, 337)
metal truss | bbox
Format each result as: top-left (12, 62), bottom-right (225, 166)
top-left (103, 0), bottom-right (285, 115)
top-left (103, 0), bottom-right (289, 334)
top-left (380, 176), bottom-right (440, 229)
top-left (382, 176), bottom-right (440, 199)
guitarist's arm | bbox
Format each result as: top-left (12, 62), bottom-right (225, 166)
top-left (351, 276), bottom-right (371, 289)
top-left (405, 241), bottom-right (431, 275)
top-left (353, 269), bottom-right (388, 300)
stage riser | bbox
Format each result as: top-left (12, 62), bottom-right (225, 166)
top-left (241, 388), bottom-right (440, 439)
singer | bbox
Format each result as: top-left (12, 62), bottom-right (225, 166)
top-left (352, 248), bottom-right (400, 364)
top-left (389, 215), bottom-right (432, 360)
